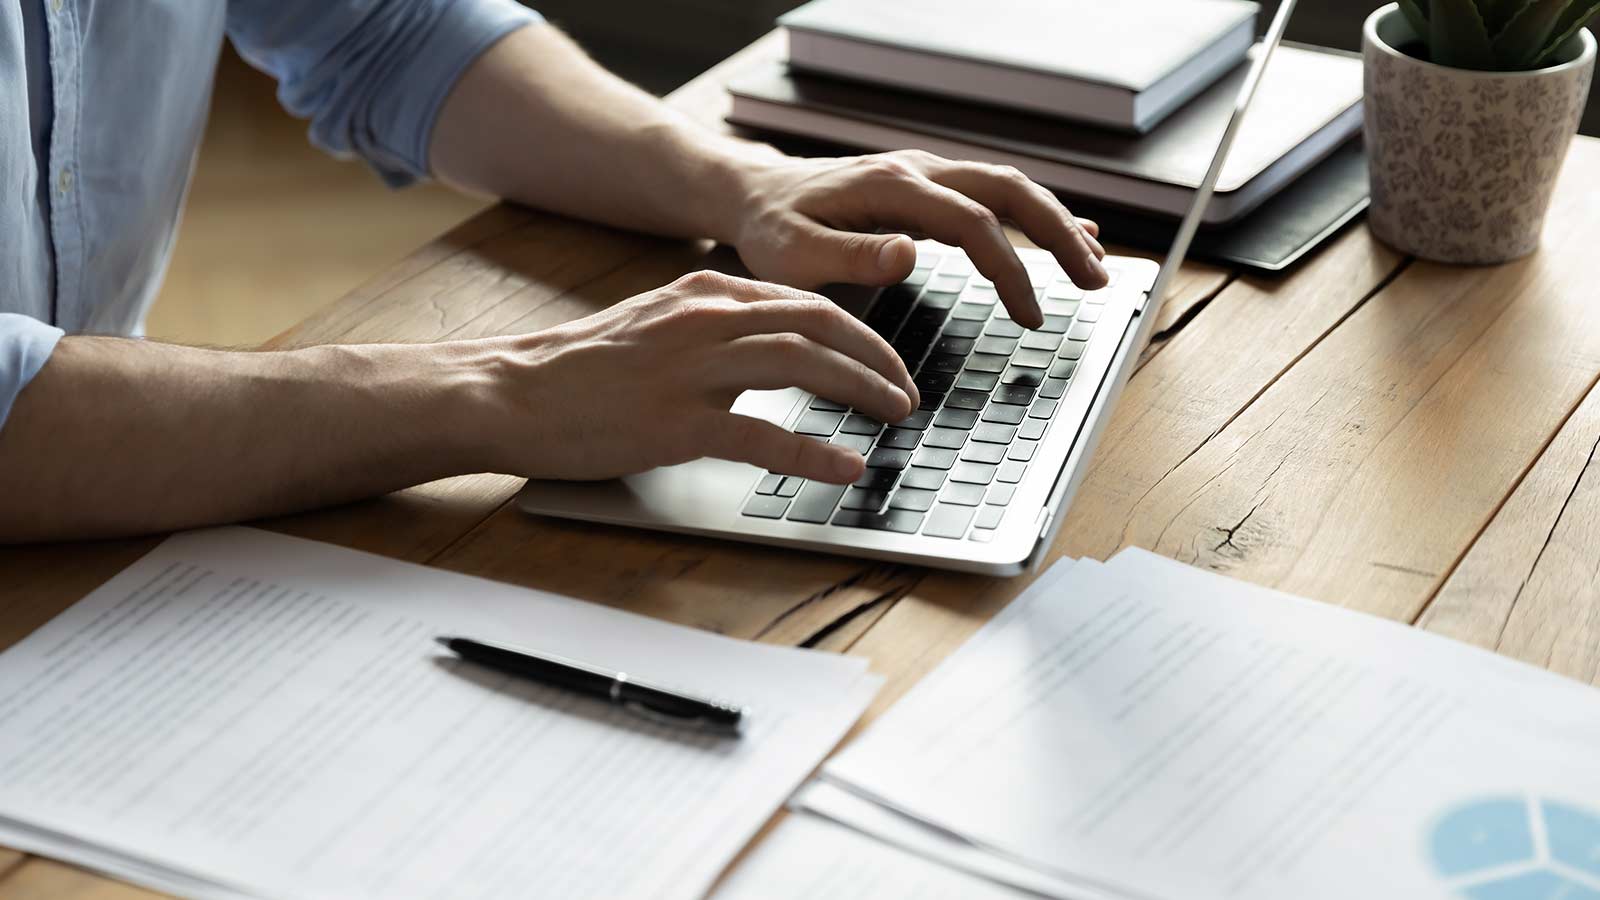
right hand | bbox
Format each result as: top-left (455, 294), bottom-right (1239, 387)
top-left (478, 270), bottom-right (919, 484)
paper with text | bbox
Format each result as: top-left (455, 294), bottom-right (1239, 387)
top-left (824, 549), bottom-right (1600, 900)
top-left (0, 527), bottom-right (879, 900)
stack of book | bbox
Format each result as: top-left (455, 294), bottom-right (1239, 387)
top-left (727, 0), bottom-right (1369, 270)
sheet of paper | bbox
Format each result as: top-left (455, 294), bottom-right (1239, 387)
top-left (712, 810), bottom-right (1032, 900)
top-left (824, 549), bottom-right (1600, 900)
top-left (793, 779), bottom-right (1120, 900)
top-left (0, 527), bottom-right (880, 900)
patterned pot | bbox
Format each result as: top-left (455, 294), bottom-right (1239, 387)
top-left (1362, 4), bottom-right (1595, 264)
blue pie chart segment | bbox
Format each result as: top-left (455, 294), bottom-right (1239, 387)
top-left (1431, 797), bottom-right (1600, 900)
top-left (1431, 799), bottom-right (1537, 877)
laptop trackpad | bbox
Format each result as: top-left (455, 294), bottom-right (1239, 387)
top-left (730, 387), bottom-right (806, 426)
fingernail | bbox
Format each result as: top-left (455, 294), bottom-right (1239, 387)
top-left (1089, 256), bottom-right (1108, 284)
top-left (877, 238), bottom-right (902, 273)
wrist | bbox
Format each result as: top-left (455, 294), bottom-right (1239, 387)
top-left (687, 131), bottom-right (791, 247)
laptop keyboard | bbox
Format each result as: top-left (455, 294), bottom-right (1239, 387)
top-left (741, 246), bottom-right (1115, 543)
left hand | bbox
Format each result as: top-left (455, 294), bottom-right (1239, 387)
top-left (727, 149), bottom-right (1107, 329)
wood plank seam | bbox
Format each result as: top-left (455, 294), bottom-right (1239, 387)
top-left (1410, 369), bottom-right (1600, 633)
top-left (796, 572), bottom-right (924, 649)
top-left (1144, 273), bottom-right (1239, 352)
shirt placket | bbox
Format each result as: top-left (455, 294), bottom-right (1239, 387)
top-left (42, 0), bottom-right (82, 329)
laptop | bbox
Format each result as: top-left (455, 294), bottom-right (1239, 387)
top-left (517, 0), bottom-right (1299, 576)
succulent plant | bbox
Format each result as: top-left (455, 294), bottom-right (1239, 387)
top-left (1397, 0), bottom-right (1600, 70)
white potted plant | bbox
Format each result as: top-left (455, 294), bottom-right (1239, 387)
top-left (1363, 0), bottom-right (1597, 264)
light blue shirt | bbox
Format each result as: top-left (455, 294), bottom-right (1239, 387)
top-left (0, 0), bottom-right (540, 430)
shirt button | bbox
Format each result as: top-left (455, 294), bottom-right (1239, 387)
top-left (58, 169), bottom-right (73, 194)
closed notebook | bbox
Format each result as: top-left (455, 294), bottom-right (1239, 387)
top-left (778, 0), bottom-right (1259, 133)
top-left (726, 44), bottom-right (1364, 225)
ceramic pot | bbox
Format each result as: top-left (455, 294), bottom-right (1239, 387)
top-left (1362, 3), bottom-right (1595, 264)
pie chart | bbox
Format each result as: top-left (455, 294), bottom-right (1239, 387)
top-left (1430, 797), bottom-right (1600, 899)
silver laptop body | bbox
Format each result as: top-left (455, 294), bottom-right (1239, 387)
top-left (518, 0), bottom-right (1298, 575)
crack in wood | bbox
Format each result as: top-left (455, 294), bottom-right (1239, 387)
top-left (1213, 500), bottom-right (1264, 553)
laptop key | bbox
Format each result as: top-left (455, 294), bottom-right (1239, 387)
top-left (912, 447), bottom-right (958, 469)
top-left (756, 473), bottom-right (784, 495)
top-left (1018, 419), bottom-right (1047, 441)
top-left (878, 428), bottom-right (922, 451)
top-left (933, 408), bottom-right (979, 430)
top-left (1075, 304), bottom-right (1103, 323)
top-left (951, 302), bottom-right (991, 321)
top-left (840, 414), bottom-right (884, 436)
top-left (969, 528), bottom-right (996, 543)
top-left (866, 447), bottom-right (913, 469)
top-left (919, 391), bottom-right (945, 411)
top-left (984, 319), bottom-right (1024, 338)
top-left (945, 389), bottom-right (989, 410)
top-left (964, 352), bottom-right (1010, 374)
top-left (1001, 366), bottom-right (1046, 387)
top-left (1010, 349), bottom-right (1054, 369)
top-left (901, 466), bottom-right (947, 490)
top-left (1058, 339), bottom-right (1087, 360)
top-left (1037, 315), bottom-right (1072, 333)
top-left (981, 404), bottom-right (1027, 426)
top-left (1007, 442), bottom-right (1036, 462)
top-left (986, 483), bottom-right (1017, 505)
top-left (955, 371), bottom-right (999, 392)
top-left (971, 422), bottom-right (1017, 444)
top-left (1068, 321), bottom-right (1095, 341)
top-left (923, 504), bottom-right (976, 539)
top-left (888, 487), bottom-right (939, 512)
top-left (933, 336), bottom-right (975, 356)
top-left (919, 291), bottom-right (959, 311)
top-left (785, 482), bottom-right (847, 523)
top-left (777, 476), bottom-right (803, 497)
top-left (993, 383), bottom-right (1036, 405)
top-left (841, 487), bottom-right (893, 511)
top-left (974, 336), bottom-right (1018, 356)
top-left (941, 318), bottom-right (984, 338)
top-left (809, 397), bottom-right (848, 412)
top-left (831, 508), bottom-right (924, 533)
top-left (950, 462), bottom-right (997, 485)
top-left (1021, 331), bottom-right (1063, 352)
top-left (853, 467), bottom-right (900, 490)
top-left (742, 495), bottom-right (791, 519)
top-left (1039, 377), bottom-right (1069, 400)
top-left (832, 433), bottom-right (875, 455)
top-left (915, 371), bottom-right (956, 394)
top-left (1029, 398), bottom-right (1058, 419)
top-left (795, 410), bottom-right (844, 436)
top-left (960, 442), bottom-right (1007, 464)
top-left (975, 505), bottom-right (1005, 530)
top-left (939, 482), bottom-right (986, 506)
top-left (922, 427), bottom-right (969, 450)
top-left (922, 353), bottom-right (966, 375)
top-left (1049, 359), bottom-right (1078, 380)
top-left (894, 409), bottom-right (935, 431)
top-left (997, 461), bottom-right (1028, 483)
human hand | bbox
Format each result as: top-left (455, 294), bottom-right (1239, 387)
top-left (725, 149), bottom-right (1106, 329)
top-left (479, 271), bottom-right (918, 484)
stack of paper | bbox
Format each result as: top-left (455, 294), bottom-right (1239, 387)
top-left (768, 550), bottom-right (1600, 900)
top-left (0, 528), bottom-right (881, 900)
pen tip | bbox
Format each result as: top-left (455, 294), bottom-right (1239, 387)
top-left (434, 636), bottom-right (453, 650)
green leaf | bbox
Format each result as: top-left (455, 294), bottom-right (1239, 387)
top-left (1531, 0), bottom-right (1600, 64)
top-left (1430, 0), bottom-right (1499, 67)
top-left (1492, 0), bottom-right (1577, 67)
top-left (1479, 0), bottom-right (1533, 35)
top-left (1400, 0), bottom-right (1432, 41)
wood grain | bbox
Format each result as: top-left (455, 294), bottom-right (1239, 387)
top-left (1421, 374), bottom-right (1600, 685)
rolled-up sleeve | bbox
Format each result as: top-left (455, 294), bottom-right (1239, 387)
top-left (226, 0), bottom-right (543, 186)
top-left (0, 314), bottom-right (64, 432)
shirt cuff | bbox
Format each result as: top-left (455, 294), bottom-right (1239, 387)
top-left (367, 0), bottom-right (544, 187)
top-left (0, 313), bottom-right (65, 431)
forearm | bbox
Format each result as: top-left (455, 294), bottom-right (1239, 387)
top-left (429, 24), bottom-right (776, 244)
top-left (0, 337), bottom-right (494, 542)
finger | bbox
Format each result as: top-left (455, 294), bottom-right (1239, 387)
top-left (922, 162), bottom-right (1109, 291)
top-left (1078, 218), bottom-right (1101, 239)
top-left (722, 298), bottom-right (918, 408)
top-left (718, 334), bottom-right (914, 424)
top-left (845, 170), bottom-right (1042, 328)
top-left (701, 412), bottom-right (864, 483)
top-left (775, 222), bottom-right (919, 288)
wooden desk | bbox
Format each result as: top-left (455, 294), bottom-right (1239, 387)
top-left (4, 31), bottom-right (1599, 897)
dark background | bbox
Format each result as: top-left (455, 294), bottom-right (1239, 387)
top-left (525, 0), bottom-right (1600, 135)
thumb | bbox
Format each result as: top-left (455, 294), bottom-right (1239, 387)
top-left (789, 225), bottom-right (917, 287)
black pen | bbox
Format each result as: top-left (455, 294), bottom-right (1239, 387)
top-left (435, 636), bottom-right (748, 737)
